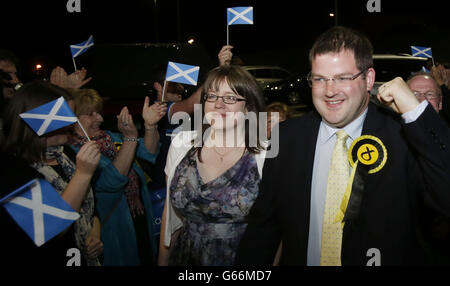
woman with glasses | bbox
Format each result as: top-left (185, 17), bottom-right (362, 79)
top-left (158, 65), bottom-right (267, 266)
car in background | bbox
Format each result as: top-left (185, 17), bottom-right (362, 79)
top-left (371, 54), bottom-right (428, 95)
top-left (242, 65), bottom-right (292, 88)
top-left (263, 73), bottom-right (313, 117)
top-left (263, 54), bottom-right (429, 117)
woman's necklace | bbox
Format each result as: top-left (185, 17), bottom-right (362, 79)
top-left (212, 147), bottom-right (244, 161)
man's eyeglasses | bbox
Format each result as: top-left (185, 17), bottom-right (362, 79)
top-left (307, 67), bottom-right (371, 89)
top-left (204, 94), bottom-right (246, 104)
top-left (413, 91), bottom-right (441, 100)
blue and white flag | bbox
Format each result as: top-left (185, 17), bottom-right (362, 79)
top-left (411, 46), bottom-right (432, 58)
top-left (0, 178), bottom-right (79, 247)
top-left (165, 61), bottom-right (200, 86)
top-left (19, 96), bottom-right (78, 136)
top-left (70, 35), bottom-right (94, 58)
top-left (227, 6), bottom-right (254, 25)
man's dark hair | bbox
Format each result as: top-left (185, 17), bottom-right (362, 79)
top-left (309, 26), bottom-right (373, 72)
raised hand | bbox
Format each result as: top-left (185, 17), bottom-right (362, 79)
top-left (142, 96), bottom-right (167, 127)
top-left (377, 77), bottom-right (420, 114)
top-left (117, 106), bottom-right (138, 138)
top-left (50, 66), bottom-right (92, 89)
top-left (431, 65), bottom-right (449, 87)
top-left (66, 67), bottom-right (92, 89)
top-left (218, 45), bottom-right (233, 66)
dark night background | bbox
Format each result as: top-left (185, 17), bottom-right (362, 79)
top-left (1, 0), bottom-right (450, 85)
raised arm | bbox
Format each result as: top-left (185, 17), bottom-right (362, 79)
top-left (61, 141), bottom-right (100, 211)
top-left (142, 96), bottom-right (167, 154)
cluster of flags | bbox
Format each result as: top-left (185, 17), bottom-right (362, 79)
top-left (6, 6), bottom-right (439, 247)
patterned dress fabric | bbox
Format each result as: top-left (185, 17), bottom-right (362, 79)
top-left (168, 150), bottom-right (260, 266)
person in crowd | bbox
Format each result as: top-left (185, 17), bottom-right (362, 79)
top-left (266, 101), bottom-right (291, 139)
top-left (147, 46), bottom-right (236, 247)
top-left (158, 64), bottom-right (267, 266)
top-left (68, 88), bottom-right (166, 265)
top-left (148, 45), bottom-right (234, 190)
top-left (430, 64), bottom-right (450, 124)
top-left (0, 49), bottom-right (21, 99)
top-left (0, 49), bottom-right (21, 143)
top-left (0, 80), bottom-right (102, 265)
top-left (407, 72), bottom-right (442, 113)
top-left (407, 71), bottom-right (450, 264)
top-left (236, 26), bottom-right (450, 266)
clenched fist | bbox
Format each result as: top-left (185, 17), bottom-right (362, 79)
top-left (377, 77), bottom-right (420, 114)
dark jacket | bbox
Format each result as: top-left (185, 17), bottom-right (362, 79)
top-left (236, 103), bottom-right (450, 266)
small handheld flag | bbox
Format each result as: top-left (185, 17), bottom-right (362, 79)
top-left (227, 7), bottom-right (254, 25)
top-left (227, 7), bottom-right (253, 45)
top-left (411, 46), bottom-right (432, 58)
top-left (162, 61), bottom-right (199, 102)
top-left (70, 35), bottom-right (94, 71)
top-left (70, 35), bottom-right (94, 58)
top-left (20, 96), bottom-right (78, 136)
top-left (0, 178), bottom-right (80, 247)
top-left (165, 61), bottom-right (199, 86)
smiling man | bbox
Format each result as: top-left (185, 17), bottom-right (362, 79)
top-left (236, 26), bottom-right (450, 266)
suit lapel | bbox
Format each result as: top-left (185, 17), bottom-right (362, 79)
top-left (292, 111), bottom-right (321, 254)
top-left (343, 103), bottom-right (389, 224)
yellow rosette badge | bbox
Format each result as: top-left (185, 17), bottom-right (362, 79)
top-left (335, 135), bottom-right (387, 226)
top-left (349, 135), bottom-right (387, 174)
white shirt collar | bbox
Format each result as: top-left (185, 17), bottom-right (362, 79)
top-left (318, 107), bottom-right (368, 145)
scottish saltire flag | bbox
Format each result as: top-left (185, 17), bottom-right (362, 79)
top-left (70, 35), bottom-right (94, 58)
top-left (0, 179), bottom-right (79, 247)
top-left (411, 46), bottom-right (432, 58)
top-left (227, 7), bottom-right (254, 25)
top-left (165, 61), bottom-right (200, 86)
top-left (19, 96), bottom-right (77, 136)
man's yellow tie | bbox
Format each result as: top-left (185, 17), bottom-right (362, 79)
top-left (320, 130), bottom-right (349, 266)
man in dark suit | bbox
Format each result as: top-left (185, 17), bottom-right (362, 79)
top-left (235, 26), bottom-right (450, 266)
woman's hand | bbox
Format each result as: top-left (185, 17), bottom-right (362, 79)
top-left (142, 96), bottom-right (167, 127)
top-left (50, 66), bottom-right (92, 89)
top-left (117, 106), bottom-right (138, 138)
top-left (75, 141), bottom-right (100, 176)
top-left (218, 45), bottom-right (233, 66)
top-left (85, 235), bottom-right (103, 260)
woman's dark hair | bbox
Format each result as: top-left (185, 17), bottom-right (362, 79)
top-left (2, 80), bottom-right (73, 163)
top-left (192, 65), bottom-right (266, 162)
top-left (309, 26), bottom-right (373, 73)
